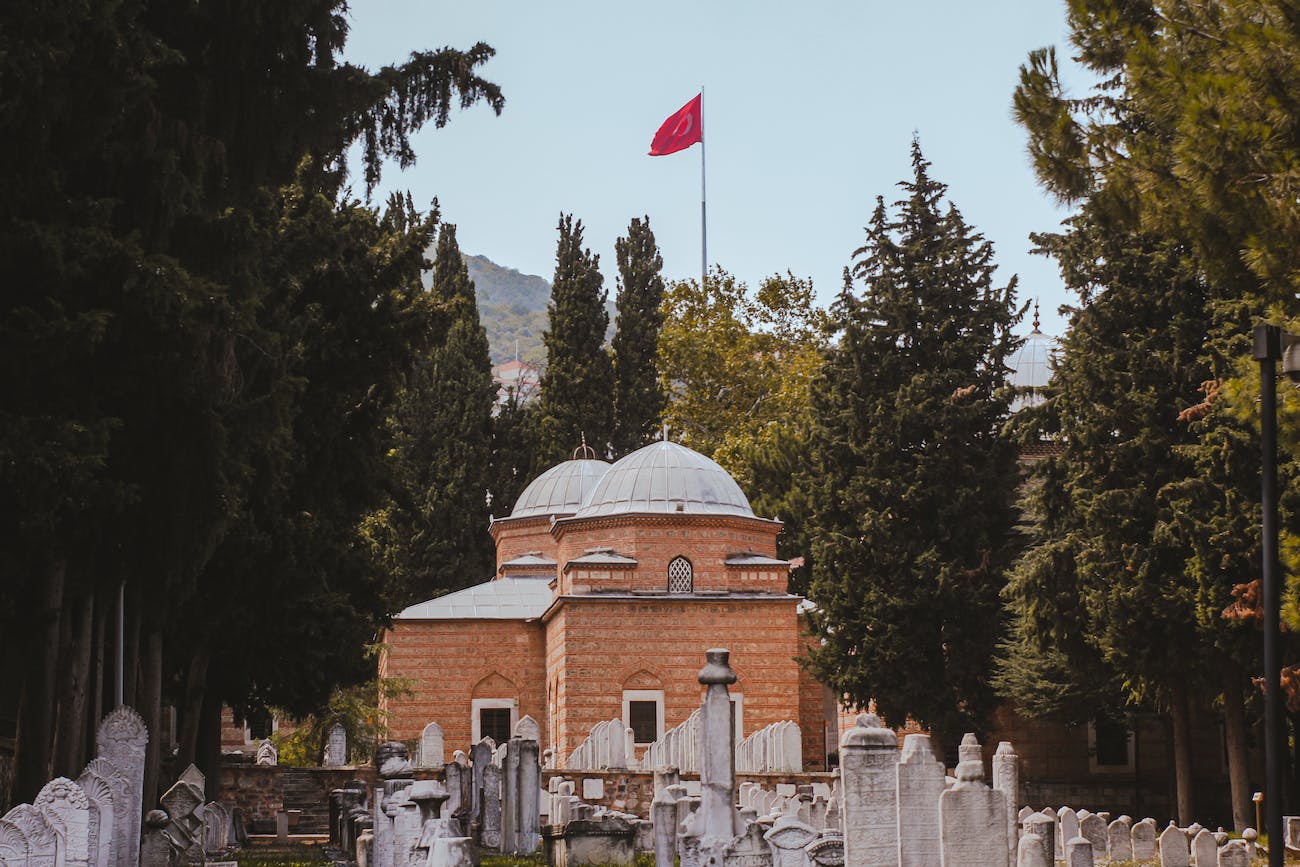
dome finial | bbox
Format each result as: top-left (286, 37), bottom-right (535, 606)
top-left (572, 432), bottom-right (597, 461)
top-left (1032, 299), bottom-right (1041, 332)
top-left (662, 423), bottom-right (669, 442)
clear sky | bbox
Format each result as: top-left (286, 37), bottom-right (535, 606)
top-left (343, 1), bottom-right (1090, 338)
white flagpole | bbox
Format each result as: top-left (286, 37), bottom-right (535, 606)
top-left (700, 86), bottom-right (707, 289)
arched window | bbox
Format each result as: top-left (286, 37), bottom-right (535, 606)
top-left (668, 555), bottom-right (693, 593)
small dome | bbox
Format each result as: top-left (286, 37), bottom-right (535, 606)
top-left (573, 440), bottom-right (754, 519)
top-left (1009, 326), bottom-right (1058, 412)
top-left (510, 459), bottom-right (610, 518)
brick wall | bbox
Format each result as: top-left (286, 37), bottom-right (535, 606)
top-left (379, 618), bottom-right (548, 752)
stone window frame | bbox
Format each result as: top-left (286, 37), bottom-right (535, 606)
top-left (622, 689), bottom-right (665, 746)
top-left (1086, 718), bottom-right (1134, 774)
top-left (667, 555), bottom-right (694, 592)
top-left (472, 697), bottom-right (518, 744)
top-left (242, 712), bottom-right (280, 745)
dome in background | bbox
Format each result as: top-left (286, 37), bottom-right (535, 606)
top-left (509, 458), bottom-right (610, 519)
top-left (573, 440), bottom-right (755, 519)
top-left (1009, 303), bottom-right (1058, 412)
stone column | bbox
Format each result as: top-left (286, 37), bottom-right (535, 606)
top-left (697, 648), bottom-right (739, 843)
top-left (896, 733), bottom-right (943, 867)
top-left (991, 741), bottom-right (1018, 864)
top-left (840, 713), bottom-right (898, 867)
top-left (516, 737), bottom-right (541, 854)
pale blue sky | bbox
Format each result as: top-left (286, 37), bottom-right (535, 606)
top-left (343, 1), bottom-right (1090, 337)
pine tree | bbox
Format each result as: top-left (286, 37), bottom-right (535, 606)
top-left (536, 214), bottom-right (614, 463)
top-left (377, 222), bottom-right (497, 606)
top-left (611, 216), bottom-right (667, 456)
top-left (804, 142), bottom-right (1021, 749)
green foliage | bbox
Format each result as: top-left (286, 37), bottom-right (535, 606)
top-left (463, 254), bottom-right (552, 368)
top-left (536, 215), bottom-right (615, 463)
top-left (271, 677), bottom-right (412, 767)
top-left (804, 142), bottom-right (1021, 747)
top-left (611, 217), bottom-right (668, 456)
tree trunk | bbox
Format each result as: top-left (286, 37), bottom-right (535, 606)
top-left (53, 591), bottom-right (93, 777)
top-left (1170, 683), bottom-right (1196, 825)
top-left (14, 558), bottom-right (66, 803)
top-left (197, 678), bottom-right (224, 799)
top-left (1222, 662), bottom-right (1253, 831)
top-left (87, 590), bottom-right (107, 757)
top-left (175, 645), bottom-right (210, 773)
top-left (140, 626), bottom-right (163, 809)
top-left (123, 583), bottom-right (139, 708)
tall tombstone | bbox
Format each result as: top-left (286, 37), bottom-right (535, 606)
top-left (515, 737), bottom-right (541, 853)
top-left (1159, 823), bottom-right (1190, 867)
top-left (840, 713), bottom-right (899, 867)
top-left (697, 649), bottom-right (740, 845)
top-left (81, 759), bottom-right (130, 867)
top-left (500, 741), bottom-right (522, 853)
top-left (895, 733), bottom-right (943, 867)
top-left (1077, 813), bottom-right (1106, 857)
top-left (444, 763), bottom-right (464, 820)
top-left (418, 723), bottom-right (446, 770)
top-left (937, 737), bottom-right (1009, 867)
top-left (514, 715), bottom-right (540, 743)
top-left (1130, 817), bottom-right (1157, 860)
top-left (480, 764), bottom-right (502, 849)
top-left (1064, 836), bottom-right (1093, 867)
top-left (77, 771), bottom-right (116, 867)
top-left (991, 742), bottom-right (1018, 865)
top-left (1191, 828), bottom-right (1217, 866)
top-left (325, 724), bottom-right (348, 768)
top-left (36, 777), bottom-right (92, 867)
top-left (1015, 834), bottom-right (1050, 867)
top-left (651, 786), bottom-right (679, 867)
top-left (1021, 812), bottom-right (1054, 867)
top-left (1058, 807), bottom-right (1079, 857)
top-left (1106, 816), bottom-right (1132, 860)
top-left (95, 707), bottom-right (147, 867)
top-left (0, 817), bottom-right (29, 866)
top-left (470, 737), bottom-right (495, 829)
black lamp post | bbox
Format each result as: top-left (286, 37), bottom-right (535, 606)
top-left (1253, 323), bottom-right (1289, 867)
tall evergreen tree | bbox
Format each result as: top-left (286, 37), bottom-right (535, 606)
top-left (367, 222), bottom-right (497, 608)
top-left (536, 214), bottom-right (614, 463)
top-left (611, 216), bottom-right (667, 456)
top-left (804, 142), bottom-right (1021, 749)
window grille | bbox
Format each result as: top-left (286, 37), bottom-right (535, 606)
top-left (479, 708), bottom-right (512, 745)
top-left (668, 556), bottom-right (693, 592)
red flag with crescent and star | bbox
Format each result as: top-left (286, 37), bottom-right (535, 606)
top-left (649, 94), bottom-right (703, 156)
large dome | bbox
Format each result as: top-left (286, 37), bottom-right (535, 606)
top-left (1009, 322), bottom-right (1058, 412)
top-left (509, 458), bottom-right (610, 519)
top-left (572, 440), bottom-right (755, 519)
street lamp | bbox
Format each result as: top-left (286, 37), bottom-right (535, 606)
top-left (1252, 323), bottom-right (1294, 867)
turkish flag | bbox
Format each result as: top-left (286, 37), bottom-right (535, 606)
top-left (649, 94), bottom-right (703, 156)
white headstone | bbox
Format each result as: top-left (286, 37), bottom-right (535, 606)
top-left (325, 724), bottom-right (347, 767)
top-left (1065, 835), bottom-right (1093, 867)
top-left (77, 771), bottom-right (116, 867)
top-left (1216, 839), bottom-right (1249, 866)
top-left (1191, 828), bottom-right (1217, 866)
top-left (514, 715), bottom-right (540, 742)
top-left (95, 707), bottom-right (147, 867)
top-left (895, 733), bottom-right (942, 867)
top-left (840, 713), bottom-right (898, 867)
top-left (1078, 813), bottom-right (1106, 857)
top-left (1107, 816), bottom-right (1132, 860)
top-left (1021, 812), bottom-right (1055, 867)
top-left (0, 817), bottom-right (30, 866)
top-left (1130, 817), bottom-right (1157, 860)
top-left (4, 804), bottom-right (56, 867)
top-left (937, 741), bottom-right (1009, 867)
top-left (1016, 834), bottom-right (1050, 867)
top-left (82, 759), bottom-right (130, 867)
top-left (35, 777), bottom-right (92, 867)
top-left (1159, 823), bottom-right (1190, 867)
top-left (1059, 807), bottom-right (1079, 855)
top-left (991, 742), bottom-right (1018, 865)
top-left (764, 815), bottom-right (818, 867)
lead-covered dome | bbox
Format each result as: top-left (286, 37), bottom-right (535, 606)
top-left (573, 440), bottom-right (754, 519)
top-left (509, 458), bottom-right (610, 519)
top-left (1009, 313), bottom-right (1058, 412)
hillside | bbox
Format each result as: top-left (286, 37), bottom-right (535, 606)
top-left (463, 254), bottom-right (551, 367)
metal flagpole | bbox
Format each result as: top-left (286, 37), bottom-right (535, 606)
top-left (700, 86), bottom-right (707, 289)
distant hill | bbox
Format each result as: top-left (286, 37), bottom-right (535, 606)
top-left (462, 254), bottom-right (551, 367)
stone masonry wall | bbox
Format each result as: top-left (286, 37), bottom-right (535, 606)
top-left (541, 769), bottom-right (838, 819)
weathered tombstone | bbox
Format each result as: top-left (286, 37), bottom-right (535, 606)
top-left (1059, 807), bottom-right (1079, 855)
top-left (839, 713), bottom-right (898, 867)
top-left (1191, 828), bottom-right (1217, 866)
top-left (1064, 835), bottom-right (1093, 867)
top-left (806, 834), bottom-right (845, 867)
top-left (1107, 816), bottom-right (1132, 860)
top-left (1130, 817), bottom-right (1157, 860)
top-left (82, 759), bottom-right (131, 867)
top-left (428, 836), bottom-right (475, 867)
top-left (36, 777), bottom-right (92, 867)
top-left (1159, 823), bottom-right (1190, 867)
top-left (1017, 806), bottom-right (1033, 824)
top-left (1216, 839), bottom-right (1248, 866)
top-left (444, 762), bottom-right (464, 820)
top-left (139, 810), bottom-right (172, 867)
top-left (255, 739), bottom-right (278, 766)
top-left (1242, 828), bottom-right (1258, 859)
top-left (895, 733), bottom-right (942, 867)
top-left (937, 736), bottom-right (1009, 867)
top-left (651, 787), bottom-right (678, 867)
top-left (1016, 834), bottom-right (1050, 867)
top-left (514, 715), bottom-right (540, 742)
top-left (697, 649), bottom-right (740, 853)
top-left (1022, 812), bottom-right (1054, 867)
top-left (95, 707), bottom-right (146, 867)
top-left (77, 770), bottom-right (116, 867)
top-left (764, 814), bottom-right (818, 867)
top-left (721, 821), bottom-right (768, 867)
top-left (416, 727), bottom-right (447, 774)
top-left (1078, 813), bottom-right (1106, 858)
top-left (991, 742), bottom-right (1018, 865)
top-left (324, 724), bottom-right (347, 767)
top-left (481, 764), bottom-right (502, 849)
top-left (6, 804), bottom-right (57, 867)
top-left (0, 817), bottom-right (29, 866)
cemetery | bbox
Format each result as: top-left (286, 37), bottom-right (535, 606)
top-left (1, 649), bottom-right (1288, 866)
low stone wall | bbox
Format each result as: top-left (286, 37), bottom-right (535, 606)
top-left (541, 769), bottom-right (838, 819)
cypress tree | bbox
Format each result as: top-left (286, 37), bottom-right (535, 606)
top-left (804, 142), bottom-right (1021, 748)
top-left (536, 214), bottom-right (614, 463)
top-left (611, 216), bottom-right (667, 456)
top-left (378, 222), bottom-right (497, 606)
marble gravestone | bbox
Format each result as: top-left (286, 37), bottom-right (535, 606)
top-left (895, 733), bottom-right (943, 867)
top-left (1130, 817), bottom-right (1157, 860)
top-left (937, 735), bottom-right (1009, 867)
top-left (1064, 836), bottom-right (1093, 867)
top-left (1106, 816), bottom-right (1132, 860)
top-left (419, 723), bottom-right (446, 770)
top-left (36, 777), bottom-right (92, 867)
top-left (95, 707), bottom-right (148, 867)
top-left (1158, 823), bottom-right (1190, 867)
top-left (1191, 828), bottom-right (1217, 866)
top-left (991, 742), bottom-right (1018, 865)
top-left (325, 724), bottom-right (347, 767)
top-left (839, 713), bottom-right (898, 867)
top-left (77, 769), bottom-right (117, 867)
top-left (1077, 813), bottom-right (1106, 857)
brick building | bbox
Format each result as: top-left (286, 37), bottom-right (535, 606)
top-left (378, 439), bottom-right (838, 769)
